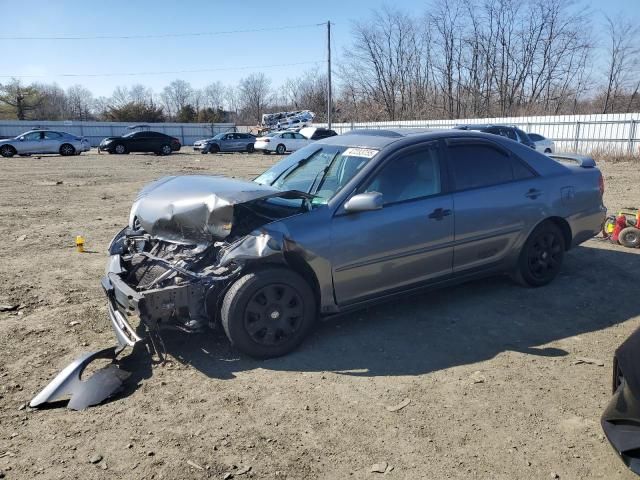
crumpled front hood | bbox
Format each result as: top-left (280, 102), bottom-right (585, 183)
top-left (129, 175), bottom-right (310, 245)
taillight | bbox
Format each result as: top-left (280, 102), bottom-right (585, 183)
top-left (599, 173), bottom-right (605, 197)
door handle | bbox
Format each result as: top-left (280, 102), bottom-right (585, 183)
top-left (525, 188), bottom-right (542, 199)
top-left (428, 208), bottom-right (452, 220)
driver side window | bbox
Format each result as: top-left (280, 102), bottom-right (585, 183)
top-left (365, 144), bottom-right (442, 205)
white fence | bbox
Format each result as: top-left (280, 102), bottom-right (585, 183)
top-left (317, 113), bottom-right (640, 156)
top-left (0, 121), bottom-right (236, 147)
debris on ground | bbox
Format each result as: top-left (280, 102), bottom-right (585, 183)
top-left (573, 357), bottom-right (605, 367)
top-left (236, 465), bottom-right (251, 475)
top-left (89, 454), bottom-right (103, 464)
top-left (0, 305), bottom-right (18, 312)
top-left (385, 398), bottom-right (411, 412)
top-left (186, 460), bottom-right (204, 471)
top-left (470, 371), bottom-right (486, 384)
top-left (371, 462), bottom-right (388, 473)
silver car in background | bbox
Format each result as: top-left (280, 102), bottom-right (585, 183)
top-left (193, 132), bottom-right (256, 154)
top-left (529, 133), bottom-right (555, 154)
top-left (0, 130), bottom-right (90, 157)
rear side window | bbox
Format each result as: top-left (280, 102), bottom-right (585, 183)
top-left (528, 133), bottom-right (543, 141)
top-left (500, 128), bottom-right (518, 141)
top-left (448, 144), bottom-right (516, 190)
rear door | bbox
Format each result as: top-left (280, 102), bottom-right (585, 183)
top-left (42, 131), bottom-right (63, 153)
top-left (331, 141), bottom-right (454, 304)
top-left (444, 138), bottom-right (544, 273)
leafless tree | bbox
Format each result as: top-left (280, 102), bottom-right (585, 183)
top-left (238, 73), bottom-right (271, 124)
top-left (161, 79), bottom-right (193, 118)
top-left (601, 14), bottom-right (640, 113)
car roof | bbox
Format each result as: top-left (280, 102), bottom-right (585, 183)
top-left (456, 124), bottom-right (520, 130)
top-left (317, 128), bottom-right (497, 149)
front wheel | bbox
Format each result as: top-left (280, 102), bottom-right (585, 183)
top-left (1, 145), bottom-right (16, 158)
top-left (114, 144), bottom-right (127, 154)
top-left (275, 144), bottom-right (286, 155)
top-left (514, 221), bottom-right (565, 287)
top-left (221, 268), bottom-right (317, 359)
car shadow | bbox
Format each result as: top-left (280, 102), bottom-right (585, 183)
top-left (120, 242), bottom-right (640, 384)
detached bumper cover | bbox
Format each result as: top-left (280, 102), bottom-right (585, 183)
top-left (30, 346), bottom-right (130, 410)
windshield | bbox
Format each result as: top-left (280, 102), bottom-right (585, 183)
top-left (254, 144), bottom-right (378, 206)
top-left (123, 131), bottom-right (137, 138)
top-left (213, 133), bottom-right (226, 140)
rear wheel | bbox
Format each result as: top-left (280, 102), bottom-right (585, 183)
top-left (159, 144), bottom-right (172, 156)
top-left (619, 227), bottom-right (640, 248)
top-left (59, 143), bottom-right (76, 156)
top-left (514, 221), bottom-right (565, 287)
top-left (246, 143), bottom-right (255, 153)
top-left (0, 145), bottom-right (16, 158)
top-left (221, 268), bottom-right (317, 359)
top-left (276, 144), bottom-right (286, 155)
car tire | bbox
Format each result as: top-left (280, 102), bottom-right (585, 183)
top-left (276, 144), bottom-right (286, 155)
top-left (0, 145), bottom-right (16, 158)
top-left (114, 144), bottom-right (127, 155)
top-left (159, 144), bottom-right (172, 156)
top-left (619, 227), bottom-right (640, 248)
top-left (514, 221), bottom-right (565, 287)
top-left (221, 268), bottom-right (317, 359)
top-left (247, 143), bottom-right (255, 153)
top-left (59, 143), bottom-right (76, 156)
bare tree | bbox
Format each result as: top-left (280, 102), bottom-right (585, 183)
top-left (66, 84), bottom-right (94, 120)
top-left (161, 79), bottom-right (193, 119)
top-left (238, 73), bottom-right (271, 124)
top-left (601, 14), bottom-right (640, 113)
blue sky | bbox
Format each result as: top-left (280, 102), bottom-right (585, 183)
top-left (0, 0), bottom-right (637, 97)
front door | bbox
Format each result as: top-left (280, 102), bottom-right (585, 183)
top-left (18, 131), bottom-right (44, 153)
top-left (331, 142), bottom-right (454, 305)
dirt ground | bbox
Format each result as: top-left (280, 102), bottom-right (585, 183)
top-left (1, 148), bottom-right (639, 480)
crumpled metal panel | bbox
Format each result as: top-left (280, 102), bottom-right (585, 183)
top-left (30, 347), bottom-right (130, 410)
top-left (129, 175), bottom-right (311, 245)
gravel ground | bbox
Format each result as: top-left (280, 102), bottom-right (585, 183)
top-left (0, 149), bottom-right (639, 480)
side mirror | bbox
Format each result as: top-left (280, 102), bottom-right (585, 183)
top-left (18, 137), bottom-right (24, 141)
top-left (344, 192), bottom-right (383, 213)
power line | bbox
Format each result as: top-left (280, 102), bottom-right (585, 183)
top-left (0, 23), bottom-right (325, 40)
top-left (0, 61), bottom-right (324, 79)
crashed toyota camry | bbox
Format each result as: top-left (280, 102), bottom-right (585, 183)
top-left (103, 128), bottom-right (606, 359)
top-left (32, 128), bottom-right (606, 409)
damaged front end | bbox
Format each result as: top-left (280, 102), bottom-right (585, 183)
top-left (32, 175), bottom-right (312, 409)
top-left (103, 175), bottom-right (313, 347)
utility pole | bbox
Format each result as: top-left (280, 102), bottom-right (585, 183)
top-left (327, 20), bottom-right (332, 130)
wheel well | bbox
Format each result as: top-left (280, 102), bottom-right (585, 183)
top-left (546, 216), bottom-right (572, 250)
top-left (243, 255), bottom-right (321, 312)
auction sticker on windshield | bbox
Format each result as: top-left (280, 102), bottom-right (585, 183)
top-left (343, 147), bottom-right (379, 158)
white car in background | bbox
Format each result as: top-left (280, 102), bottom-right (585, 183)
top-left (254, 131), bottom-right (312, 154)
top-left (528, 133), bottom-right (555, 154)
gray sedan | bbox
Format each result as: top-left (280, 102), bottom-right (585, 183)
top-left (0, 130), bottom-right (90, 157)
top-left (99, 128), bottom-right (606, 360)
top-left (193, 132), bottom-right (256, 154)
